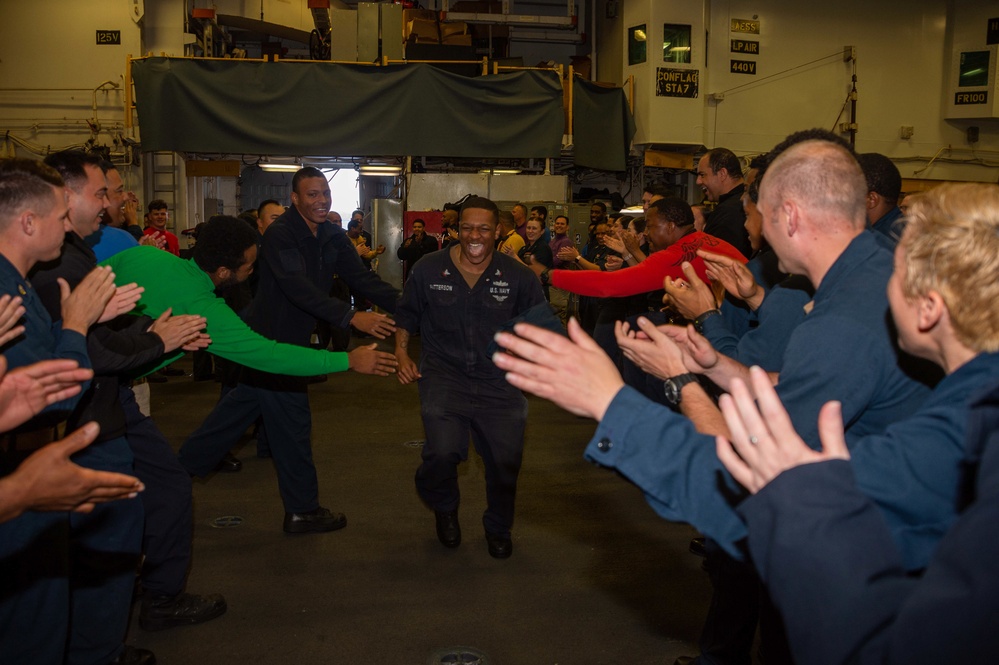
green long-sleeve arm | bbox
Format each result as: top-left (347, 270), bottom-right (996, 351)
top-left (102, 246), bottom-right (348, 376)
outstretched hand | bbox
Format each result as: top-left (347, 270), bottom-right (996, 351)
top-left (615, 317), bottom-right (690, 380)
top-left (0, 294), bottom-right (26, 347)
top-left (557, 246), bottom-right (580, 262)
top-left (699, 250), bottom-right (762, 309)
top-left (621, 228), bottom-right (643, 255)
top-left (98, 283), bottom-right (144, 323)
top-left (395, 350), bottom-right (421, 385)
top-left (661, 324), bottom-right (720, 374)
top-left (1, 421), bottom-right (145, 522)
top-left (492, 318), bottom-right (624, 420)
top-left (147, 308), bottom-right (208, 353)
top-left (715, 366), bottom-right (850, 493)
top-left (59, 266), bottom-right (117, 334)
top-left (601, 234), bottom-right (626, 254)
top-left (347, 343), bottom-right (398, 376)
top-left (350, 311), bottom-right (397, 339)
top-left (0, 356), bottom-right (93, 432)
top-left (663, 261), bottom-right (718, 320)
top-left (139, 232), bottom-right (167, 250)
top-left (603, 255), bottom-right (624, 271)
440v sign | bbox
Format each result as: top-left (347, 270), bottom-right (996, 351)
top-left (730, 59), bottom-right (757, 75)
top-left (657, 68), bottom-right (699, 98)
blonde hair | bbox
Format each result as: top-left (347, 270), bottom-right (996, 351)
top-left (901, 183), bottom-right (999, 352)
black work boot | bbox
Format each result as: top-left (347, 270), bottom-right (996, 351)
top-left (139, 592), bottom-right (227, 631)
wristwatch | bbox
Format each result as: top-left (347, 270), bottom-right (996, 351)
top-left (664, 373), bottom-right (698, 406)
top-left (692, 308), bottom-right (722, 333)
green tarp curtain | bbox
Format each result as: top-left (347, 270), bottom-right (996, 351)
top-left (132, 57), bottom-right (635, 171)
top-left (571, 77), bottom-right (636, 172)
top-left (131, 57), bottom-right (565, 159)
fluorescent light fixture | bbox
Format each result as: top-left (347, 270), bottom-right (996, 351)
top-left (617, 205), bottom-right (645, 216)
top-left (259, 163), bottom-right (301, 172)
top-left (359, 165), bottom-right (402, 175)
top-left (479, 168), bottom-right (522, 175)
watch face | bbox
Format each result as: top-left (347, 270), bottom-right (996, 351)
top-left (664, 379), bottom-right (680, 405)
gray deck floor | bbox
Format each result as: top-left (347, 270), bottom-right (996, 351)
top-left (128, 344), bottom-right (711, 665)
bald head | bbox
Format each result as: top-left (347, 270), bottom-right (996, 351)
top-left (760, 139), bottom-right (867, 234)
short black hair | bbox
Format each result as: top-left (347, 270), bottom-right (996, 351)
top-left (703, 148), bottom-right (743, 179)
top-left (347, 218), bottom-right (363, 231)
top-left (757, 128), bottom-right (859, 200)
top-left (412, 218), bottom-right (426, 226)
top-left (43, 150), bottom-right (102, 190)
top-left (649, 197), bottom-right (695, 227)
top-left (530, 205), bottom-right (548, 220)
top-left (0, 158), bottom-right (65, 230)
top-left (857, 153), bottom-right (902, 203)
top-left (193, 215), bottom-right (258, 274)
top-left (553, 215), bottom-right (569, 224)
top-left (291, 167), bottom-right (325, 193)
top-left (237, 211), bottom-right (258, 230)
top-left (497, 210), bottom-right (515, 230)
top-left (257, 199), bottom-right (281, 218)
top-left (768, 129), bottom-right (855, 162)
top-left (461, 196), bottom-right (499, 225)
top-left (590, 200), bottom-right (607, 213)
top-left (148, 199), bottom-right (168, 212)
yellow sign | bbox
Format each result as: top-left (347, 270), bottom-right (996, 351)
top-left (185, 160), bottom-right (242, 177)
top-left (730, 60), bottom-right (757, 75)
top-left (731, 18), bottom-right (760, 34)
top-left (656, 68), bottom-right (699, 98)
top-left (955, 91), bottom-right (987, 105)
top-left (731, 39), bottom-right (759, 54)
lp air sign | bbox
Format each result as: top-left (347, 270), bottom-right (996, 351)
top-left (730, 18), bottom-right (759, 76)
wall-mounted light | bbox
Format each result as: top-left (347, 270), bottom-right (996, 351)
top-left (259, 163), bottom-right (302, 172)
top-left (359, 165), bottom-right (402, 175)
top-left (478, 168), bottom-right (522, 175)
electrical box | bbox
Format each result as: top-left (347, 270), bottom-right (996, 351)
top-left (203, 198), bottom-right (224, 217)
top-left (330, 8), bottom-right (358, 61)
top-left (356, 2), bottom-right (403, 63)
top-left (380, 2), bottom-right (404, 61)
top-left (945, 45), bottom-right (999, 119)
top-left (357, 2), bottom-right (380, 62)
top-left (944, 9), bottom-right (999, 120)
top-left (565, 203), bottom-right (594, 248)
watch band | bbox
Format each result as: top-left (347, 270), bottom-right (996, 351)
top-left (693, 308), bottom-right (722, 333)
top-left (664, 372), bottom-right (698, 406)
